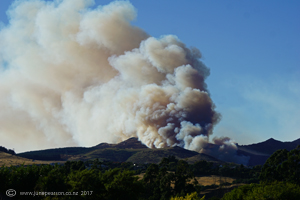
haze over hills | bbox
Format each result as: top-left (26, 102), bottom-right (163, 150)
top-left (13, 137), bottom-right (300, 166)
top-left (238, 138), bottom-right (300, 155)
top-left (237, 138), bottom-right (300, 166)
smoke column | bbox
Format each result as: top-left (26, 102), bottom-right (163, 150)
top-left (0, 0), bottom-right (248, 164)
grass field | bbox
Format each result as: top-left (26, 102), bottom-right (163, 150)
top-left (136, 173), bottom-right (235, 186)
top-left (0, 152), bottom-right (64, 166)
top-left (194, 175), bottom-right (235, 186)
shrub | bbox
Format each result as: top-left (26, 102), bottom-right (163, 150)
top-left (222, 182), bottom-right (300, 200)
top-left (170, 192), bottom-right (205, 200)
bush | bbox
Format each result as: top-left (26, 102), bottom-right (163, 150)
top-left (170, 192), bottom-right (205, 200)
top-left (222, 182), bottom-right (300, 200)
top-left (260, 146), bottom-right (300, 185)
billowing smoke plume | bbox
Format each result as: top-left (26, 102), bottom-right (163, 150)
top-left (0, 0), bottom-right (248, 164)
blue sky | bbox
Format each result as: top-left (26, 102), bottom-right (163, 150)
top-left (0, 0), bottom-right (299, 145)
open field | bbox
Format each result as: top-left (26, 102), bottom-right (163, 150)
top-left (0, 152), bottom-right (64, 166)
top-left (200, 183), bottom-right (246, 199)
top-left (194, 175), bottom-right (235, 186)
top-left (136, 173), bottom-right (235, 186)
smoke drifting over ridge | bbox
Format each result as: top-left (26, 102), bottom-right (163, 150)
top-left (0, 0), bottom-right (248, 164)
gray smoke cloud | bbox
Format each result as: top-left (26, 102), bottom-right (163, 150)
top-left (0, 0), bottom-right (248, 164)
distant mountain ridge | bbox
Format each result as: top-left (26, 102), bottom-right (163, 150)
top-left (291, 138), bottom-right (300, 145)
top-left (239, 138), bottom-right (300, 155)
top-left (237, 137), bottom-right (300, 166)
top-left (15, 137), bottom-right (300, 166)
top-left (17, 137), bottom-right (221, 164)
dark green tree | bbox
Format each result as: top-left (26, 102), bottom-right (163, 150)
top-left (63, 161), bottom-right (85, 174)
top-left (192, 160), bottom-right (214, 176)
top-left (142, 162), bottom-right (174, 200)
top-left (158, 166), bottom-right (174, 200)
top-left (101, 168), bottom-right (143, 200)
top-left (260, 145), bottom-right (300, 184)
top-left (222, 182), bottom-right (300, 200)
top-left (66, 169), bottom-right (104, 200)
top-left (91, 158), bottom-right (102, 171)
top-left (35, 166), bottom-right (68, 192)
top-left (174, 160), bottom-right (196, 196)
top-left (142, 164), bottom-right (160, 200)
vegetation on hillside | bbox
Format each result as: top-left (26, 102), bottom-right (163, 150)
top-left (222, 182), bottom-right (300, 200)
top-left (222, 145), bottom-right (300, 200)
top-left (0, 145), bottom-right (299, 199)
top-left (259, 145), bottom-right (300, 184)
top-left (170, 192), bottom-right (205, 200)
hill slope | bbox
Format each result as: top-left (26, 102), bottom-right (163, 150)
top-left (92, 137), bottom-right (148, 149)
top-left (126, 146), bottom-right (199, 164)
top-left (0, 152), bottom-right (63, 166)
top-left (238, 138), bottom-right (298, 155)
top-left (237, 137), bottom-right (300, 166)
top-left (17, 138), bottom-right (220, 164)
top-left (15, 137), bottom-right (300, 166)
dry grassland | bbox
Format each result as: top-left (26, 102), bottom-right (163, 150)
top-left (136, 173), bottom-right (235, 186)
top-left (0, 152), bottom-right (64, 166)
top-left (194, 175), bottom-right (235, 186)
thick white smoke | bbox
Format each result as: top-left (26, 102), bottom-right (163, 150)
top-left (0, 0), bottom-right (248, 164)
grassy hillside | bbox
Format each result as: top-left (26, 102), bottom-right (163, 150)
top-left (16, 138), bottom-right (207, 164)
top-left (127, 147), bottom-right (199, 164)
top-left (185, 153), bottom-right (222, 164)
top-left (83, 148), bottom-right (140, 162)
top-left (15, 137), bottom-right (299, 165)
top-left (18, 147), bottom-right (92, 161)
top-left (0, 152), bottom-right (64, 166)
top-left (239, 138), bottom-right (299, 155)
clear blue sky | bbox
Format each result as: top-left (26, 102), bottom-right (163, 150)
top-left (0, 0), bottom-right (299, 145)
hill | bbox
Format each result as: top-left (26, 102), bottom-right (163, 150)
top-left (291, 138), bottom-right (300, 146)
top-left (238, 138), bottom-right (298, 155)
top-left (126, 146), bottom-right (199, 164)
top-left (18, 147), bottom-right (92, 161)
top-left (185, 153), bottom-right (223, 164)
top-left (237, 137), bottom-right (300, 166)
top-left (92, 137), bottom-right (148, 149)
top-left (16, 138), bottom-right (220, 165)
top-left (13, 137), bottom-right (300, 166)
top-left (0, 152), bottom-right (64, 166)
